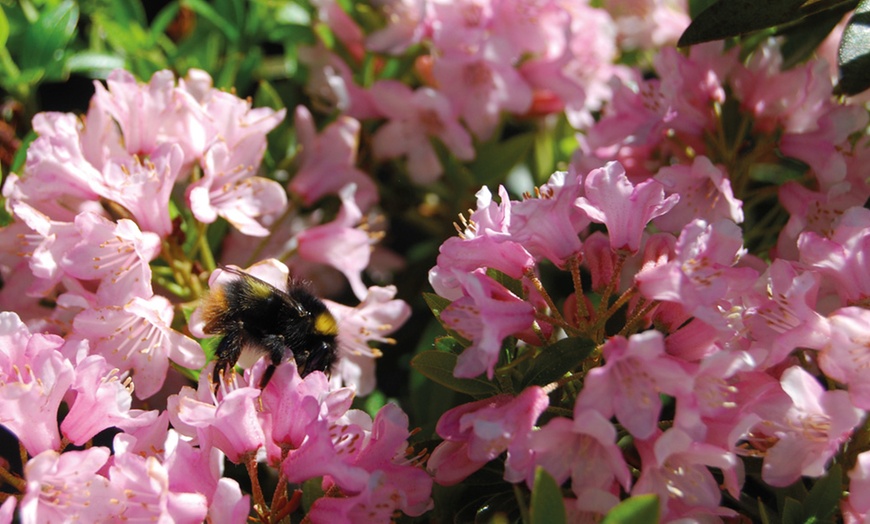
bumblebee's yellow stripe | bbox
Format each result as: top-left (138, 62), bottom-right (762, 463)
top-left (315, 312), bottom-right (338, 336)
top-left (247, 278), bottom-right (274, 299)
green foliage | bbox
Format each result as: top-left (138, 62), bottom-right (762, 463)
top-left (601, 494), bottom-right (661, 524)
top-left (529, 467), bottom-right (566, 524)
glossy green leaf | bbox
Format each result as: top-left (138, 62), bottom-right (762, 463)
top-left (410, 350), bottom-right (499, 397)
top-left (838, 0), bottom-right (870, 94)
top-left (679, 0), bottom-right (806, 46)
top-left (66, 51), bottom-right (126, 76)
top-left (779, 1), bottom-right (854, 69)
top-left (601, 494), bottom-right (660, 524)
top-left (20, 1), bottom-right (79, 74)
top-left (530, 467), bottom-right (566, 524)
top-left (522, 336), bottom-right (595, 388)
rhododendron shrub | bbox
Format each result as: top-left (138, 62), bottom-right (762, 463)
top-left (2, 0), bottom-right (870, 522)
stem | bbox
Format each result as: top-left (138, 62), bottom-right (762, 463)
top-left (524, 268), bottom-right (566, 326)
top-left (567, 255), bottom-right (588, 325)
top-left (0, 465), bottom-right (25, 492)
top-left (245, 455), bottom-right (269, 523)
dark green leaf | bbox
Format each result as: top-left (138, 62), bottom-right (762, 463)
top-left (423, 292), bottom-right (452, 317)
top-left (530, 467), bottom-right (566, 524)
top-left (678, 0), bottom-right (806, 46)
top-left (602, 494), bottom-right (660, 524)
top-left (838, 0), bottom-right (870, 95)
top-left (804, 463), bottom-right (844, 521)
top-left (781, 497), bottom-right (804, 524)
top-left (779, 2), bottom-right (855, 68)
top-left (467, 132), bottom-right (535, 185)
top-left (522, 336), bottom-right (595, 388)
top-left (20, 1), bottom-right (79, 75)
top-left (410, 350), bottom-right (500, 397)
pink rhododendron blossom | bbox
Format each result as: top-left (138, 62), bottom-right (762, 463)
top-left (60, 354), bottom-right (150, 445)
top-left (72, 295), bottom-right (204, 399)
top-left (61, 212), bottom-right (161, 304)
top-left (0, 497), bottom-right (14, 524)
top-left (798, 206), bottom-right (870, 304)
top-left (633, 428), bottom-right (742, 520)
top-left (845, 451), bottom-right (870, 519)
top-left (0, 312), bottom-right (73, 455)
top-left (109, 433), bottom-right (209, 523)
top-left (575, 330), bottom-right (691, 440)
top-left (653, 155), bottom-right (743, 233)
top-left (577, 161), bottom-right (679, 253)
top-left (304, 403), bottom-right (433, 522)
top-left (428, 387), bottom-right (549, 485)
top-left (186, 141), bottom-right (288, 237)
top-left (759, 366), bottom-right (863, 487)
top-left (97, 142), bottom-right (184, 237)
top-left (636, 219), bottom-right (758, 330)
top-left (291, 105), bottom-right (377, 210)
top-left (530, 409), bottom-right (632, 516)
top-left (602, 0), bottom-right (690, 50)
top-left (439, 269), bottom-right (535, 379)
top-left (369, 81), bottom-right (474, 183)
top-left (819, 307), bottom-right (870, 410)
top-left (20, 447), bottom-right (117, 523)
top-left (365, 0), bottom-right (429, 54)
top-left (432, 50), bottom-right (533, 140)
top-left (325, 285), bottom-right (411, 395)
top-left (296, 184), bottom-right (374, 299)
top-left (508, 169), bottom-right (589, 266)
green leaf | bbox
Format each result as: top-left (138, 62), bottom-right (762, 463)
top-left (0, 6), bottom-right (9, 48)
top-left (602, 494), bottom-right (660, 524)
top-left (779, 2), bottom-right (854, 69)
top-left (410, 350), bottom-right (500, 397)
top-left (20, 0), bottom-right (79, 75)
top-left (467, 132), bottom-right (535, 185)
top-left (522, 336), bottom-right (595, 388)
top-left (678, 0), bottom-right (806, 46)
top-left (182, 0), bottom-right (240, 42)
top-left (804, 463), bottom-right (844, 521)
top-left (423, 292), bottom-right (452, 317)
top-left (838, 0), bottom-right (870, 95)
top-left (66, 51), bottom-right (126, 77)
top-left (530, 467), bottom-right (566, 524)
top-left (781, 497), bottom-right (804, 524)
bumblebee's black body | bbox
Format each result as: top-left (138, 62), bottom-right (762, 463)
top-left (202, 266), bottom-right (339, 389)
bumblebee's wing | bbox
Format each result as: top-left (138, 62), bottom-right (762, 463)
top-left (216, 265), bottom-right (308, 316)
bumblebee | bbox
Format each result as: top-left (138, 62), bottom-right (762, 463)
top-left (200, 266), bottom-right (339, 389)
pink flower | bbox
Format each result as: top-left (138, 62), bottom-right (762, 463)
top-left (819, 307), bottom-right (870, 410)
top-left (365, 0), bottom-right (429, 54)
top-left (798, 206), bottom-right (870, 304)
top-left (432, 49), bottom-right (533, 140)
top-left (296, 184), bottom-right (374, 299)
top-left (439, 269), bottom-right (535, 379)
top-left (530, 409), bottom-right (632, 516)
top-left (72, 295), bottom-right (205, 399)
top-left (0, 312), bottom-right (73, 455)
top-left (169, 382), bottom-right (266, 463)
top-left (652, 155), bottom-right (743, 233)
top-left (633, 428), bottom-right (742, 520)
top-left (508, 169), bottom-right (589, 266)
top-left (98, 143), bottom-right (184, 237)
top-left (577, 161), bottom-right (679, 253)
top-left (845, 451), bottom-right (870, 519)
top-left (428, 387), bottom-right (549, 485)
top-left (60, 354), bottom-right (147, 445)
top-left (290, 105), bottom-right (377, 210)
top-left (575, 330), bottom-right (691, 439)
top-left (636, 219), bottom-right (758, 330)
top-left (369, 81), bottom-right (474, 183)
top-left (20, 447), bottom-right (118, 523)
top-left (109, 433), bottom-right (209, 523)
top-left (61, 212), bottom-right (161, 305)
top-left (759, 366), bottom-right (863, 487)
top-left (186, 141), bottom-right (288, 237)
top-left (305, 403), bottom-right (434, 522)
top-left (325, 285), bottom-right (411, 395)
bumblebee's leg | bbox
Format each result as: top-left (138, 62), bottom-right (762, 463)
top-left (258, 363), bottom-right (277, 389)
top-left (211, 331), bottom-right (243, 391)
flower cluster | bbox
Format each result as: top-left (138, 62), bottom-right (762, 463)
top-left (0, 68), bottom-right (421, 522)
top-left (423, 39), bottom-right (870, 521)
